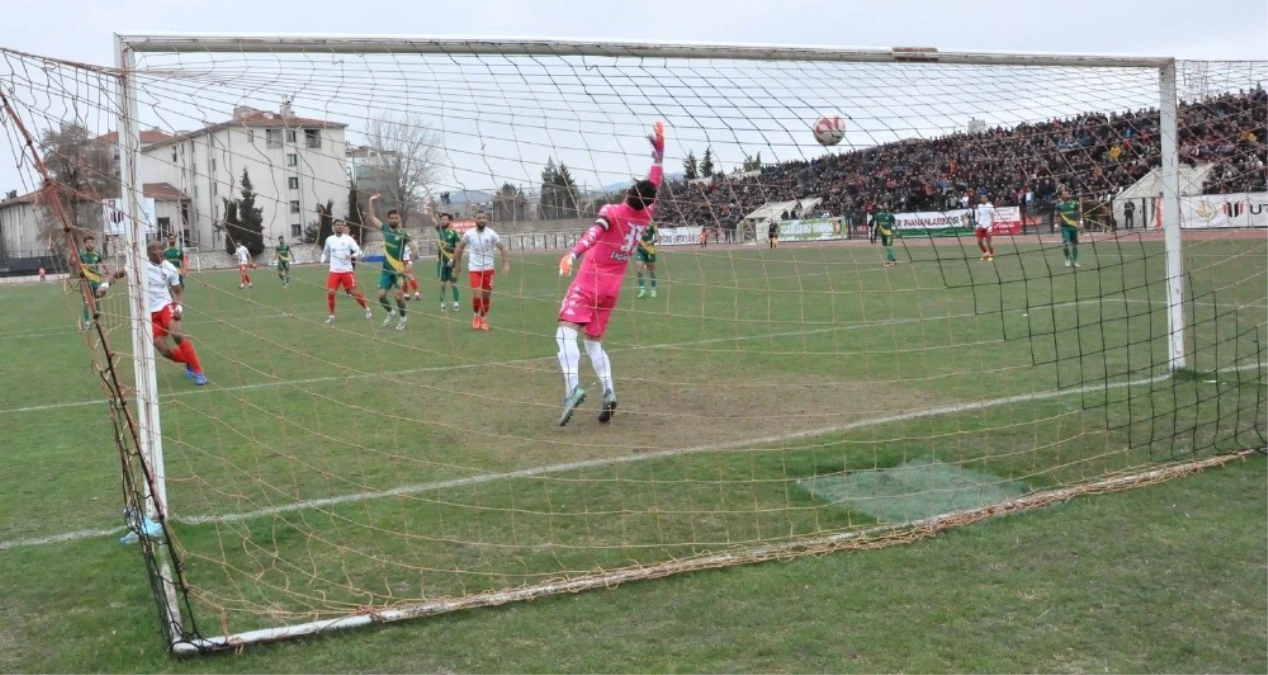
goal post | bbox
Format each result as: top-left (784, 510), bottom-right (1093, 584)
top-left (3, 35), bottom-right (1262, 654)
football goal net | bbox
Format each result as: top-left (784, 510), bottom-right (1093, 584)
top-left (0, 37), bottom-right (1264, 653)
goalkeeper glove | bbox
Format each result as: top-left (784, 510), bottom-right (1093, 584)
top-left (649, 121), bottom-right (665, 162)
top-left (559, 252), bottom-right (576, 277)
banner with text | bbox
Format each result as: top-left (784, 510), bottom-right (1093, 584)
top-left (893, 206), bottom-right (1022, 237)
top-left (1180, 193), bottom-right (1268, 229)
top-left (776, 217), bottom-right (845, 242)
top-left (658, 226), bottom-right (704, 246)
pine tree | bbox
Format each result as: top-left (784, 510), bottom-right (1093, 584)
top-left (224, 169), bottom-right (266, 256)
top-left (683, 151), bottom-right (699, 180)
top-left (345, 181), bottom-right (363, 245)
top-left (554, 163), bottom-right (579, 218)
top-left (316, 200), bottom-right (334, 248)
top-left (742, 152), bottom-right (763, 172)
top-left (700, 148), bottom-right (715, 178)
top-left (540, 159), bottom-right (559, 220)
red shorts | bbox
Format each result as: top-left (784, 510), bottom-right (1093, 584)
top-left (326, 271), bottom-right (357, 292)
top-left (151, 303), bottom-right (174, 339)
top-left (558, 278), bottom-right (619, 340)
top-left (975, 227), bottom-right (992, 240)
top-left (469, 270), bottom-right (495, 291)
top-left (239, 263), bottom-right (250, 272)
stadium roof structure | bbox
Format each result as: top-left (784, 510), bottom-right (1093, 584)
top-left (744, 198), bottom-right (823, 222)
top-left (1116, 163), bottom-right (1215, 200)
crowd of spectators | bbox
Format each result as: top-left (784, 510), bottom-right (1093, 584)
top-left (656, 87), bottom-right (1266, 229)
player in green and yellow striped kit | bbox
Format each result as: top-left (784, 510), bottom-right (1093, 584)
top-left (873, 204), bottom-right (898, 267)
top-left (77, 235), bottom-right (107, 331)
top-left (436, 211), bottom-right (461, 312)
top-left (636, 221), bottom-right (659, 298)
top-left (163, 235), bottom-right (187, 287)
top-left (369, 193), bottom-right (410, 329)
top-left (430, 199), bottom-right (462, 312)
top-left (274, 236), bottom-right (293, 287)
top-left (1054, 189), bottom-right (1082, 268)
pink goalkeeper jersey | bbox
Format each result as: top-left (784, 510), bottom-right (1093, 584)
top-left (570, 165), bottom-right (663, 288)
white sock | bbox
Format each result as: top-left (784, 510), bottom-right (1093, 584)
top-left (584, 338), bottom-right (614, 395)
top-left (556, 326), bottom-right (581, 395)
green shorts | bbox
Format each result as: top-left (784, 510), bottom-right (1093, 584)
top-left (378, 269), bottom-right (403, 291)
top-left (1060, 226), bottom-right (1080, 244)
top-left (636, 249), bottom-right (657, 264)
top-left (879, 232), bottom-right (893, 247)
top-left (277, 262), bottom-right (289, 272)
top-left (437, 259), bottom-right (458, 282)
top-left (87, 281), bottom-right (100, 297)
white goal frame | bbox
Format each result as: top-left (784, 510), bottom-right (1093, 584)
top-left (109, 33), bottom-right (1188, 654)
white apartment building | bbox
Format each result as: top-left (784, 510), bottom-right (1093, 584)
top-left (139, 102), bottom-right (349, 249)
top-left (1, 104), bottom-right (349, 258)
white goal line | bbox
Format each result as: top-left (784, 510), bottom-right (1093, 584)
top-left (1, 362), bottom-right (1260, 552)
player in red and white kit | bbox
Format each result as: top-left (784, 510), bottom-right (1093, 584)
top-left (555, 122), bottom-right (665, 426)
top-left (321, 219), bottom-right (372, 324)
top-left (974, 194), bottom-right (996, 261)
top-left (144, 241), bottom-right (207, 385)
top-left (234, 241), bottom-right (254, 288)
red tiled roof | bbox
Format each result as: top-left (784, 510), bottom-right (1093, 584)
top-left (93, 130), bottom-right (178, 145)
top-left (143, 182), bottom-right (189, 201)
top-left (0, 182), bottom-right (188, 207)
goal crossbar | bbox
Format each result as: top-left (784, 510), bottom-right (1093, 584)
top-left (115, 33), bottom-right (1173, 68)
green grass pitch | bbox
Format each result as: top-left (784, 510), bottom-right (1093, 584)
top-left (0, 234), bottom-right (1264, 672)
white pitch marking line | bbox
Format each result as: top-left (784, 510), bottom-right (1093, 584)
top-left (2, 363), bottom-right (1260, 551)
top-left (10, 294), bottom-right (1255, 417)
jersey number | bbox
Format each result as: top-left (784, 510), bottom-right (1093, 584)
top-left (616, 225), bottom-right (645, 259)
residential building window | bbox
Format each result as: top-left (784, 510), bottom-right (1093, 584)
top-left (290, 223), bottom-right (302, 237)
top-left (247, 129), bottom-right (255, 143)
top-left (210, 158), bottom-right (216, 173)
top-left (286, 154), bottom-right (298, 167)
top-left (157, 217), bottom-right (172, 238)
top-left (287, 176), bottom-right (300, 190)
top-left (266, 129), bottom-right (282, 148)
top-left (289, 200), bottom-right (301, 213)
top-left (304, 129), bottom-right (321, 149)
top-left (285, 130), bottom-right (297, 143)
top-left (211, 182), bottom-right (218, 196)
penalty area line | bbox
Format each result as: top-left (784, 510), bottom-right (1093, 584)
top-left (2, 363), bottom-right (1260, 551)
top-left (0, 295), bottom-right (1177, 417)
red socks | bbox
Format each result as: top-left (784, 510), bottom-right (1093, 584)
top-left (180, 340), bottom-right (203, 374)
top-left (327, 293), bottom-right (336, 313)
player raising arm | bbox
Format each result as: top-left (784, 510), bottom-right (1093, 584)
top-left (274, 235), bottom-right (293, 287)
top-left (367, 194), bottom-right (411, 329)
top-left (1055, 188), bottom-right (1083, 268)
top-left (320, 219), bottom-right (372, 324)
top-left (555, 122), bottom-right (665, 426)
top-left (429, 198), bottom-right (462, 313)
top-left (450, 210), bottom-right (510, 330)
top-left (974, 194), bottom-right (996, 261)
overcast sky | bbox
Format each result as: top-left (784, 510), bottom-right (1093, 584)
top-left (2, 0), bottom-right (1265, 201)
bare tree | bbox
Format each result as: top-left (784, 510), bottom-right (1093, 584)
top-left (37, 122), bottom-right (118, 248)
top-left (364, 114), bottom-right (445, 226)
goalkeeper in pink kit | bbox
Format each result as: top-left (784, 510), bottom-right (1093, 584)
top-left (555, 122), bottom-right (665, 426)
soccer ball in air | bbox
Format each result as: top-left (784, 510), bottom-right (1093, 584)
top-left (812, 116), bottom-right (845, 146)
